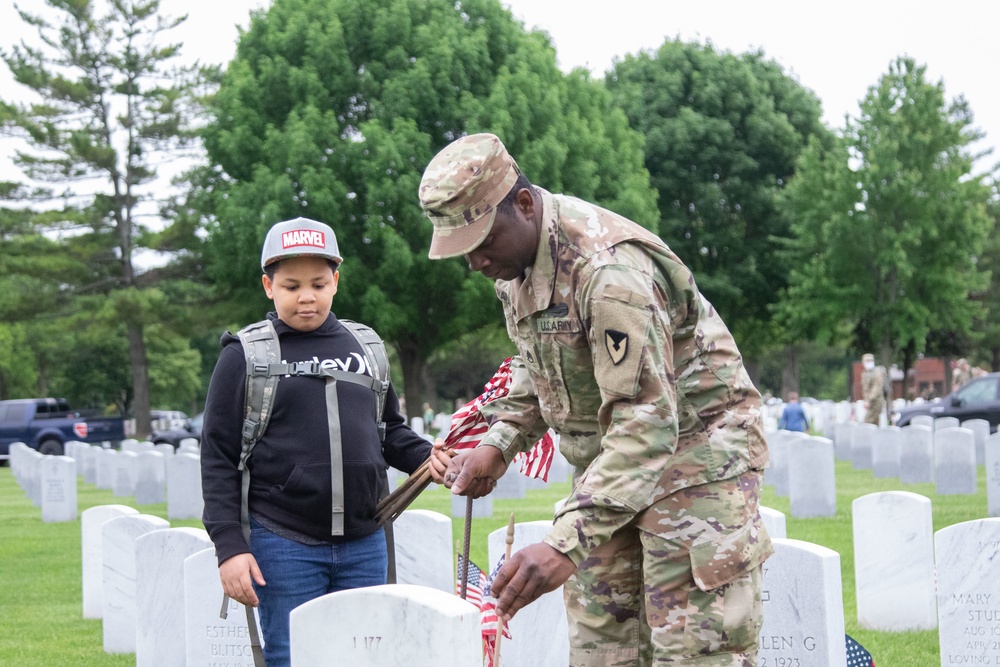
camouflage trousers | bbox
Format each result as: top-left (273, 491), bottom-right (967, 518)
top-left (564, 470), bottom-right (772, 667)
top-left (864, 399), bottom-right (883, 425)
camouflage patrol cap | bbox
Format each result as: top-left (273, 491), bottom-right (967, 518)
top-left (261, 217), bottom-right (342, 270)
top-left (419, 133), bottom-right (521, 260)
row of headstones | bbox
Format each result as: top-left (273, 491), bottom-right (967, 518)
top-left (73, 501), bottom-right (811, 667)
top-left (8, 440), bottom-right (204, 521)
top-left (753, 499), bottom-right (1000, 666)
top-left (74, 505), bottom-right (569, 667)
top-left (766, 424), bottom-right (1000, 519)
top-left (834, 419), bottom-right (996, 499)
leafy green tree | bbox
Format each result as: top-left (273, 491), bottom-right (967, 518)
top-left (1, 0), bottom-right (205, 432)
top-left (200, 0), bottom-right (658, 408)
top-left (777, 57), bottom-right (994, 377)
top-left (974, 188), bottom-right (1000, 371)
top-left (607, 40), bottom-right (831, 354)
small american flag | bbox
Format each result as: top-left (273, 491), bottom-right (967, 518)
top-left (481, 554), bottom-right (512, 667)
top-left (845, 634), bottom-right (875, 667)
top-left (455, 553), bottom-right (486, 608)
top-left (444, 358), bottom-right (556, 481)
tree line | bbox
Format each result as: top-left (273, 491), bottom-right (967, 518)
top-left (1, 0), bottom-right (996, 434)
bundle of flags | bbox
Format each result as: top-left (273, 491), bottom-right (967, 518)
top-left (444, 357), bottom-right (556, 481)
top-left (456, 554), bottom-right (511, 667)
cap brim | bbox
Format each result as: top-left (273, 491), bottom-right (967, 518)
top-left (427, 211), bottom-right (496, 260)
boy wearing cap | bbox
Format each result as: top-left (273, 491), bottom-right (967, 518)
top-left (423, 134), bottom-right (771, 666)
top-left (200, 217), bottom-right (439, 667)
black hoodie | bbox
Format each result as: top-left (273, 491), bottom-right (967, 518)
top-left (200, 312), bottom-right (430, 565)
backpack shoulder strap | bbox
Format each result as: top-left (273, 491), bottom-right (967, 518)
top-left (339, 319), bottom-right (390, 441)
top-left (234, 318), bottom-right (281, 543)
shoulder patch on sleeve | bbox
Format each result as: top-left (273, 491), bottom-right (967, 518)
top-left (593, 297), bottom-right (649, 397)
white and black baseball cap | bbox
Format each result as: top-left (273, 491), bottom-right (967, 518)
top-left (260, 217), bottom-right (343, 270)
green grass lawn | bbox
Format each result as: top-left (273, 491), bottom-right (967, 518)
top-left (0, 460), bottom-right (987, 666)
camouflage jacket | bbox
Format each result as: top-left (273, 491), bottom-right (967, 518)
top-left (478, 190), bottom-right (769, 565)
top-left (861, 367), bottom-right (887, 403)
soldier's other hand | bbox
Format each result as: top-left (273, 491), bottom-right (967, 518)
top-left (445, 446), bottom-right (507, 498)
top-left (491, 543), bottom-right (575, 622)
top-left (428, 439), bottom-right (457, 484)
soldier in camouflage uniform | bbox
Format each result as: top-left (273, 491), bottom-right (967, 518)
top-left (860, 353), bottom-right (887, 425)
top-left (422, 134), bottom-right (772, 667)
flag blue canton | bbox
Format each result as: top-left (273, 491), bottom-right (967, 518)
top-left (845, 634), bottom-right (874, 667)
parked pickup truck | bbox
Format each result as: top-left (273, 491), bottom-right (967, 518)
top-left (0, 398), bottom-right (126, 460)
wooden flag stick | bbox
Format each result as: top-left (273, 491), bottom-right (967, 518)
top-left (493, 512), bottom-right (515, 666)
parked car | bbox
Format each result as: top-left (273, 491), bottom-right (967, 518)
top-left (150, 412), bottom-right (203, 448)
top-left (894, 372), bottom-right (1000, 432)
top-left (0, 397), bottom-right (126, 459)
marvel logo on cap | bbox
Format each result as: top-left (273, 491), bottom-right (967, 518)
top-left (261, 217), bottom-right (343, 269)
top-left (282, 229), bottom-right (325, 250)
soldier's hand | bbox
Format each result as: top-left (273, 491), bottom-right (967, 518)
top-left (491, 543), bottom-right (576, 622)
top-left (444, 446), bottom-right (507, 498)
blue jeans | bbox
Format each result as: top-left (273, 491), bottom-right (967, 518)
top-left (249, 517), bottom-right (388, 667)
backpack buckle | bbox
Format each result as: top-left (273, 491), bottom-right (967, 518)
top-left (251, 363), bottom-right (270, 376)
top-left (291, 360), bottom-right (320, 376)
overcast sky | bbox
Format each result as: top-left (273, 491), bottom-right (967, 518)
top-left (2, 0), bottom-right (997, 176)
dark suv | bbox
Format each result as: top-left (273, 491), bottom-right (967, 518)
top-left (894, 372), bottom-right (1000, 432)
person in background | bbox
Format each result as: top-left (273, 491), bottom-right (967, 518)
top-left (422, 402), bottom-right (435, 434)
top-left (861, 353), bottom-right (887, 425)
top-left (778, 391), bottom-right (809, 432)
top-left (953, 358), bottom-right (972, 388)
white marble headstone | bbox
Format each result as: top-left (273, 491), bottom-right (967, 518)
top-left (102, 513), bottom-right (171, 653)
top-left (24, 450), bottom-right (43, 505)
top-left (851, 423), bottom-right (877, 469)
top-left (936, 518), bottom-right (1000, 665)
top-left (409, 416), bottom-right (425, 434)
top-left (82, 444), bottom-right (100, 484)
top-left (832, 422), bottom-right (854, 461)
top-left (935, 416), bottom-right (960, 431)
top-left (911, 415), bottom-right (935, 429)
top-left (393, 509), bottom-right (453, 594)
top-left (134, 451), bottom-right (166, 505)
top-left (289, 585), bottom-right (481, 666)
top-left (81, 504), bottom-right (139, 619)
top-left (113, 450), bottom-right (138, 497)
top-left (899, 425), bottom-right (934, 484)
top-left (871, 426), bottom-right (902, 479)
top-left (787, 436), bottom-right (836, 518)
top-left (764, 430), bottom-right (792, 496)
top-left (167, 453), bottom-right (203, 519)
top-left (986, 433), bottom-right (1000, 517)
top-left (184, 547), bottom-right (262, 667)
top-left (451, 493), bottom-right (492, 519)
top-left (493, 471), bottom-right (528, 499)
top-left (135, 527), bottom-right (214, 667)
top-left (962, 418), bottom-right (991, 466)
top-left (154, 443), bottom-right (175, 459)
top-left (852, 491), bottom-right (936, 630)
top-left (935, 427), bottom-right (977, 495)
top-left (41, 455), bottom-right (77, 522)
top-left (758, 538), bottom-right (846, 666)
top-left (94, 449), bottom-right (118, 490)
top-left (759, 506), bottom-right (786, 539)
top-left (488, 520), bottom-right (569, 667)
